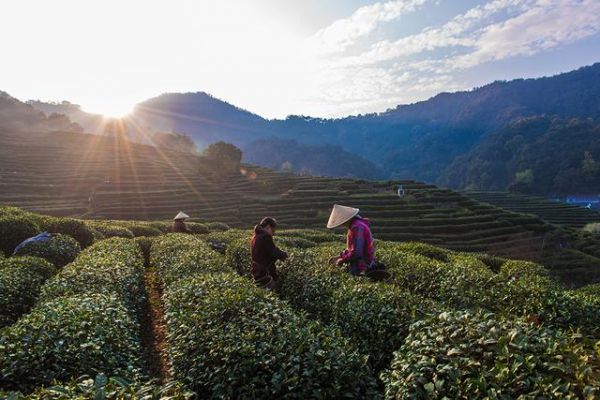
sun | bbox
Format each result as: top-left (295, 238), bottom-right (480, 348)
top-left (81, 101), bottom-right (134, 118)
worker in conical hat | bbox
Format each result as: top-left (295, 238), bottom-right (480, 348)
top-left (172, 211), bottom-right (192, 233)
top-left (327, 204), bottom-right (375, 276)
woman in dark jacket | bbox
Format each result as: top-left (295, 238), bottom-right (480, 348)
top-left (250, 217), bottom-right (287, 286)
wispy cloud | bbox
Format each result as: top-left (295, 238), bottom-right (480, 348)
top-left (308, 0), bottom-right (430, 54)
top-left (303, 0), bottom-right (600, 116)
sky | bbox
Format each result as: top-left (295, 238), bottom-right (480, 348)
top-left (1, 0), bottom-right (599, 119)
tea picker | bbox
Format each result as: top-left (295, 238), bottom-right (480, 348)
top-left (326, 204), bottom-right (391, 282)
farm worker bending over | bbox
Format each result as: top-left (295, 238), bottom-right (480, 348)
top-left (172, 211), bottom-right (192, 233)
top-left (250, 217), bottom-right (288, 289)
top-left (327, 204), bottom-right (375, 276)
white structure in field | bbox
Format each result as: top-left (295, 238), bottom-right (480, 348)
top-left (397, 185), bottom-right (405, 198)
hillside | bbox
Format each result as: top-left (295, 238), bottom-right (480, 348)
top-left (27, 63), bottom-right (600, 190)
top-left (1, 128), bottom-right (600, 286)
top-left (440, 116), bottom-right (600, 194)
top-left (468, 191), bottom-right (600, 229)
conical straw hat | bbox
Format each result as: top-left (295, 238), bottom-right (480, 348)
top-left (326, 204), bottom-right (359, 229)
top-left (173, 211), bottom-right (190, 220)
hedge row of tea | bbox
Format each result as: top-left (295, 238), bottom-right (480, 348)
top-left (220, 231), bottom-right (600, 398)
top-left (0, 238), bottom-right (146, 393)
top-left (0, 206), bottom-right (225, 259)
top-left (151, 234), bottom-right (381, 398)
top-left (1, 229), bottom-right (599, 398)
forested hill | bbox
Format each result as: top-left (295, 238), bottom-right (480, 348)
top-left (440, 116), bottom-right (600, 194)
top-left (25, 63), bottom-right (600, 191)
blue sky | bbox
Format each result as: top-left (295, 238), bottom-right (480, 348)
top-left (0, 0), bottom-right (599, 118)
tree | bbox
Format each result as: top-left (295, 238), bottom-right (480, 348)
top-left (516, 169), bottom-right (534, 185)
top-left (152, 131), bottom-right (197, 153)
top-left (202, 141), bottom-right (242, 173)
top-left (582, 151), bottom-right (599, 176)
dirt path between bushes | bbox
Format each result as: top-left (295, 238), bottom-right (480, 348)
top-left (139, 267), bottom-right (171, 382)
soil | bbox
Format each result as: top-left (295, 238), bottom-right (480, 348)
top-left (139, 266), bottom-right (171, 382)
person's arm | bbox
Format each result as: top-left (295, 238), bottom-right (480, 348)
top-left (267, 235), bottom-right (288, 260)
top-left (339, 226), bottom-right (364, 263)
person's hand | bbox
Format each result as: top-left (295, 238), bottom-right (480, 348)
top-left (336, 258), bottom-right (345, 266)
top-left (328, 256), bottom-right (338, 265)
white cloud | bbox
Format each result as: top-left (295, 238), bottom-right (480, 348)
top-left (447, 0), bottom-right (600, 70)
top-left (308, 0), bottom-right (430, 54)
top-left (302, 0), bottom-right (600, 116)
top-left (337, 0), bottom-right (534, 67)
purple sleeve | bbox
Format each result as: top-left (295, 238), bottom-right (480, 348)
top-left (353, 226), bottom-right (365, 260)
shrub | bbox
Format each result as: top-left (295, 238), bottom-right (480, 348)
top-left (14, 234), bottom-right (81, 267)
top-left (134, 236), bottom-right (154, 266)
top-left (576, 283), bottom-right (600, 297)
top-left (164, 272), bottom-right (380, 399)
top-left (224, 237), bottom-right (251, 276)
top-left (41, 238), bottom-right (144, 309)
top-left (0, 294), bottom-right (143, 393)
top-left (2, 374), bottom-right (191, 400)
top-left (0, 257), bottom-right (55, 327)
top-left (0, 215), bottom-right (40, 256)
top-left (151, 234), bottom-right (227, 285)
top-left (205, 221), bottom-right (230, 232)
top-left (89, 223), bottom-right (135, 239)
top-left (148, 221), bottom-right (172, 234)
top-left (186, 222), bottom-right (209, 234)
top-left (42, 217), bottom-right (95, 248)
top-left (278, 250), bottom-right (434, 371)
top-left (127, 224), bottom-right (162, 237)
top-left (381, 310), bottom-right (600, 399)
top-left (583, 222), bottom-right (600, 236)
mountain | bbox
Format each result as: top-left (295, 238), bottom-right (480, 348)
top-left (440, 116), bottom-right (600, 195)
top-left (26, 63), bottom-right (600, 192)
top-left (0, 93), bottom-right (81, 133)
top-left (244, 138), bottom-right (384, 179)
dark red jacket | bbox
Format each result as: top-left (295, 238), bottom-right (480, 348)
top-left (172, 220), bottom-right (191, 233)
top-left (250, 225), bottom-right (287, 280)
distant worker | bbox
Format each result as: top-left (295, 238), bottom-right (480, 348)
top-left (327, 204), bottom-right (376, 276)
top-left (586, 203), bottom-right (592, 209)
top-left (250, 217), bottom-right (288, 289)
top-left (172, 211), bottom-right (192, 233)
top-left (397, 185), bottom-right (405, 198)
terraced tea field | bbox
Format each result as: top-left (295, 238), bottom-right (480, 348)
top-left (1, 207), bottom-right (599, 398)
top-left (1, 129), bottom-right (600, 284)
top-left (468, 191), bottom-right (600, 229)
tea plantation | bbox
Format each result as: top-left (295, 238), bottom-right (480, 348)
top-left (2, 130), bottom-right (600, 285)
top-left (0, 206), bottom-right (599, 399)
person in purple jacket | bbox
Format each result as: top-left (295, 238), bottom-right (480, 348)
top-left (327, 204), bottom-right (375, 276)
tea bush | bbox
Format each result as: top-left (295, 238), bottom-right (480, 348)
top-left (186, 222), bottom-right (209, 234)
top-left (14, 234), bottom-right (81, 267)
top-left (0, 256), bottom-right (55, 327)
top-left (0, 294), bottom-right (143, 393)
top-left (87, 223), bottom-right (135, 239)
top-left (151, 234), bottom-right (227, 284)
top-left (164, 272), bottom-right (380, 399)
top-left (224, 237), bottom-right (251, 276)
top-left (148, 221), bottom-right (172, 234)
top-left (204, 221), bottom-right (230, 231)
top-left (278, 250), bottom-right (434, 371)
top-left (41, 217), bottom-right (95, 248)
top-left (381, 310), bottom-right (600, 399)
top-left (0, 215), bottom-right (40, 256)
top-left (1, 374), bottom-right (191, 400)
top-left (40, 238), bottom-right (144, 309)
top-left (108, 221), bottom-right (163, 237)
